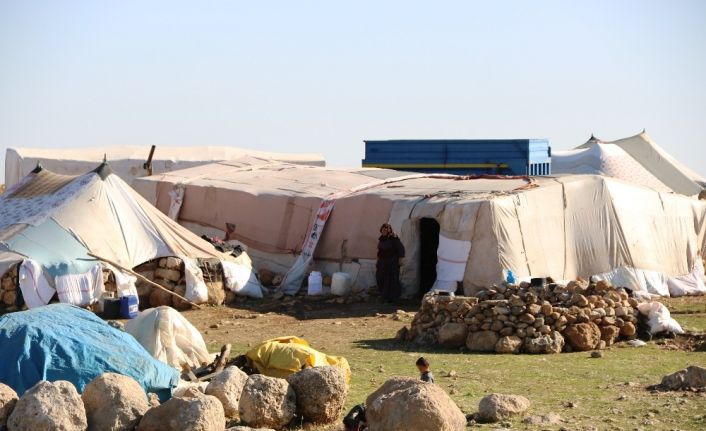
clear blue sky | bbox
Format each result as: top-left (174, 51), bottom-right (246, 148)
top-left (1, 1), bottom-right (705, 179)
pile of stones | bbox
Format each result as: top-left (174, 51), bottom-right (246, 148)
top-left (399, 279), bottom-right (641, 353)
top-left (0, 265), bottom-right (19, 311)
top-left (0, 366), bottom-right (348, 431)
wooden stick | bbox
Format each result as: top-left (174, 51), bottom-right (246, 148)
top-left (87, 252), bottom-right (202, 309)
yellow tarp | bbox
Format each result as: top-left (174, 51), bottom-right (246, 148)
top-left (245, 336), bottom-right (351, 382)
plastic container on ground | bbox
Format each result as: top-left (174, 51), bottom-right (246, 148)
top-left (120, 295), bottom-right (139, 319)
top-left (307, 271), bottom-right (323, 296)
top-left (331, 272), bottom-right (352, 296)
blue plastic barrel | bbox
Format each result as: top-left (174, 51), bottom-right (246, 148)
top-left (120, 295), bottom-right (139, 319)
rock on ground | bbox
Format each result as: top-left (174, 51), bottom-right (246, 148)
top-left (438, 323), bottom-right (468, 348)
top-left (522, 412), bottom-right (563, 425)
top-left (660, 366), bottom-right (706, 390)
top-left (205, 366), bottom-right (249, 417)
top-left (562, 323), bottom-right (601, 351)
top-left (523, 332), bottom-right (564, 354)
top-left (495, 336), bottom-right (522, 354)
top-left (287, 366), bottom-right (347, 424)
top-left (0, 383), bottom-right (18, 429)
top-left (466, 331), bottom-right (499, 352)
top-left (239, 375), bottom-right (296, 429)
top-left (82, 373), bottom-right (149, 431)
top-left (7, 380), bottom-right (87, 431)
top-left (137, 392), bottom-right (225, 431)
top-left (365, 377), bottom-right (466, 431)
top-left (477, 393), bottom-right (531, 423)
top-left (225, 427), bottom-right (275, 431)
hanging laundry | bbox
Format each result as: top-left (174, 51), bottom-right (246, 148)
top-left (55, 264), bottom-right (105, 307)
top-left (18, 259), bottom-right (56, 309)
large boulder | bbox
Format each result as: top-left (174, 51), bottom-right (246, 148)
top-left (477, 393), bottom-right (530, 423)
top-left (523, 332), bottom-right (565, 354)
top-left (239, 375), bottom-right (296, 429)
top-left (438, 323), bottom-right (468, 349)
top-left (660, 366), bottom-right (706, 391)
top-left (562, 323), bottom-right (601, 351)
top-left (495, 336), bottom-right (522, 354)
top-left (287, 366), bottom-right (347, 424)
top-left (365, 377), bottom-right (466, 431)
top-left (205, 367), bottom-right (249, 417)
top-left (137, 392), bottom-right (225, 431)
top-left (0, 383), bottom-right (18, 429)
top-left (82, 373), bottom-right (149, 431)
top-left (599, 326), bottom-right (620, 346)
top-left (7, 380), bottom-right (87, 431)
top-left (466, 331), bottom-right (499, 352)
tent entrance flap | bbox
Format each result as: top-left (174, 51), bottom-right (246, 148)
top-left (419, 218), bottom-right (440, 295)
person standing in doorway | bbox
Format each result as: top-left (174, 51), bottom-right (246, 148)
top-left (376, 223), bottom-right (405, 303)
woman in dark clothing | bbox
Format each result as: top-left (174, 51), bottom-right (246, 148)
top-left (376, 223), bottom-right (405, 303)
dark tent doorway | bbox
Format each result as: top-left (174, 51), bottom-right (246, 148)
top-left (419, 218), bottom-right (440, 296)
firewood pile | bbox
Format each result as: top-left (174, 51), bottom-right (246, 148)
top-left (398, 279), bottom-right (641, 354)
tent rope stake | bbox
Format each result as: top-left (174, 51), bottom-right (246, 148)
top-left (87, 253), bottom-right (203, 310)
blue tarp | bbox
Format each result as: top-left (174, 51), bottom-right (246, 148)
top-left (0, 304), bottom-right (179, 399)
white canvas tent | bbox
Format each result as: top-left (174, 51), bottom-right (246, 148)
top-left (552, 131), bottom-right (705, 196)
top-left (135, 158), bottom-right (706, 298)
top-left (4, 145), bottom-right (325, 188)
top-left (0, 162), bottom-right (261, 308)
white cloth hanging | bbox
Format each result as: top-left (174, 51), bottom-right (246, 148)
top-left (18, 260), bottom-right (55, 309)
top-left (55, 264), bottom-right (105, 306)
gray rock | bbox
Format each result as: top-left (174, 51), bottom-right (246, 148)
top-left (661, 366), bottom-right (706, 390)
top-left (205, 367), bottom-right (249, 417)
top-left (522, 412), bottom-right (562, 425)
top-left (239, 375), bottom-right (296, 429)
top-left (137, 392), bottom-right (225, 431)
top-left (438, 323), bottom-right (468, 348)
top-left (0, 383), bottom-right (18, 429)
top-left (477, 393), bottom-right (530, 423)
top-left (523, 331), bottom-right (564, 354)
top-left (7, 380), bottom-right (87, 431)
top-left (82, 373), bottom-right (149, 431)
top-left (365, 377), bottom-right (466, 431)
top-left (466, 331), bottom-right (499, 352)
top-left (287, 366), bottom-right (347, 424)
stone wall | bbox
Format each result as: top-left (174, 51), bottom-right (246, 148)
top-left (399, 280), bottom-right (640, 354)
top-left (0, 265), bottom-right (19, 311)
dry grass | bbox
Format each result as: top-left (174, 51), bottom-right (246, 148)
top-left (183, 295), bottom-right (706, 430)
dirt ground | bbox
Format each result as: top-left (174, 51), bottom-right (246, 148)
top-left (179, 294), bottom-right (706, 430)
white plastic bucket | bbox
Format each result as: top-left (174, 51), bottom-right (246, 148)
top-left (331, 272), bottom-right (352, 296)
top-left (307, 271), bottom-right (323, 296)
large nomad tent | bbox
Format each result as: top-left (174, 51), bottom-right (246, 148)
top-left (134, 157), bottom-right (706, 298)
top-left (0, 162), bottom-right (258, 308)
top-left (4, 145), bottom-right (325, 188)
top-left (552, 131), bottom-right (706, 196)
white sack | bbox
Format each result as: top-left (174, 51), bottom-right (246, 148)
top-left (636, 302), bottom-right (684, 335)
top-left (112, 268), bottom-right (139, 299)
top-left (125, 306), bottom-right (213, 369)
top-left (667, 260), bottom-right (706, 297)
top-left (222, 260), bottom-right (263, 298)
top-left (182, 257), bottom-right (209, 304)
top-left (435, 236), bottom-right (472, 281)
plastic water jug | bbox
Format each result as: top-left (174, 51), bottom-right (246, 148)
top-left (331, 272), bottom-right (352, 296)
top-left (506, 270), bottom-right (516, 284)
top-left (307, 271), bottom-right (323, 296)
top-left (120, 295), bottom-right (139, 319)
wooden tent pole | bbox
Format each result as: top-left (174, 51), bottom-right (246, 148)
top-left (87, 253), bottom-right (202, 310)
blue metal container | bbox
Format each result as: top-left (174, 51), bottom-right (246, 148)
top-left (362, 139), bottom-right (551, 176)
top-left (120, 295), bottom-right (139, 319)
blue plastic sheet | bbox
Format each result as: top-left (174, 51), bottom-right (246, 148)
top-left (0, 304), bottom-right (179, 399)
